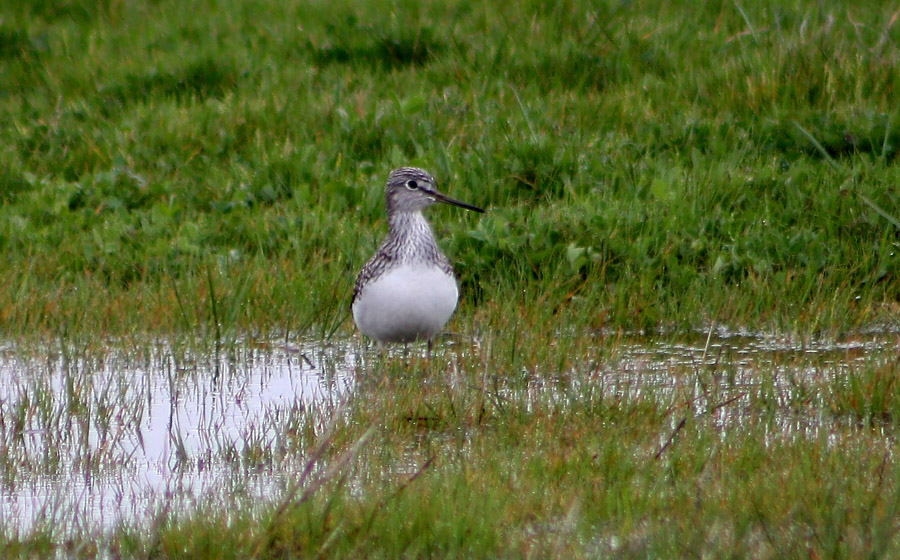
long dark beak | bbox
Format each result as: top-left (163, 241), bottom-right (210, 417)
top-left (428, 189), bottom-right (485, 213)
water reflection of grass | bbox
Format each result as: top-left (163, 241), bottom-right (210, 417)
top-left (2, 335), bottom-right (899, 557)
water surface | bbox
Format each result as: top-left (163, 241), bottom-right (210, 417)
top-left (0, 331), bottom-right (896, 536)
top-left (0, 340), bottom-right (355, 535)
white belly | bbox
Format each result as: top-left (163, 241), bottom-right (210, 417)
top-left (352, 265), bottom-right (459, 343)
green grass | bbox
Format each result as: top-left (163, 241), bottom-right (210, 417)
top-left (21, 338), bottom-right (890, 559)
top-left (2, 0), bottom-right (900, 556)
top-left (1, 0), bottom-right (899, 338)
top-left (6, 335), bottom-right (900, 558)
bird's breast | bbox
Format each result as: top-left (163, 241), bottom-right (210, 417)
top-left (352, 264), bottom-right (459, 343)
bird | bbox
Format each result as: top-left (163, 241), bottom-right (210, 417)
top-left (351, 167), bottom-right (484, 352)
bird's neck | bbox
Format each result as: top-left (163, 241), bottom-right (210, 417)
top-left (385, 211), bottom-right (440, 261)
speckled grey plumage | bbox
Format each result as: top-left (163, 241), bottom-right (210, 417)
top-left (351, 210), bottom-right (453, 307)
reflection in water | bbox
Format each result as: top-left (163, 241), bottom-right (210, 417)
top-left (0, 331), bottom-right (896, 536)
top-left (0, 341), bottom-right (356, 535)
top-left (591, 331), bottom-right (898, 443)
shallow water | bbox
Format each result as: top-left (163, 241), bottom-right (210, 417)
top-left (0, 340), bottom-right (356, 535)
top-left (599, 331), bottom-right (899, 439)
top-left (0, 331), bottom-right (896, 536)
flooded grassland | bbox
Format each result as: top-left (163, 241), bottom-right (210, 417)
top-left (1, 330), bottom-right (899, 557)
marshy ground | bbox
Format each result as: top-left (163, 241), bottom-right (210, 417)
top-left (2, 0), bottom-right (900, 557)
top-left (3, 331), bottom-right (900, 557)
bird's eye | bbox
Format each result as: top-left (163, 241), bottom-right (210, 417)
top-left (405, 180), bottom-right (419, 190)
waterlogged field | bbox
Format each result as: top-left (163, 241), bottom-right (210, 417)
top-left (2, 332), bottom-right (900, 557)
top-left (3, 0), bottom-right (900, 556)
top-left (0, 340), bottom-right (354, 536)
